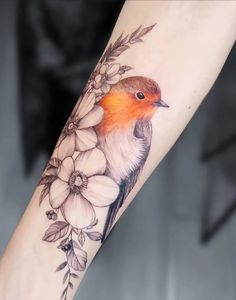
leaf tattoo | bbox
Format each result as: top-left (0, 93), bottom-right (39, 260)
top-left (67, 241), bottom-right (87, 272)
top-left (56, 262), bottom-right (68, 272)
top-left (100, 23), bottom-right (156, 63)
top-left (77, 230), bottom-right (86, 246)
top-left (85, 231), bottom-right (102, 241)
top-left (38, 24), bottom-right (159, 300)
top-left (42, 221), bottom-right (70, 242)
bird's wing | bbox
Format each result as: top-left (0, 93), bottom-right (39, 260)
top-left (101, 119), bottom-right (152, 242)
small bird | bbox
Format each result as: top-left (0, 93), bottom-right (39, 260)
top-left (95, 76), bottom-right (169, 242)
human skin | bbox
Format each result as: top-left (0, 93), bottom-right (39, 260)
top-left (0, 1), bottom-right (236, 300)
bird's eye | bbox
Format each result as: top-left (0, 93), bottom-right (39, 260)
top-left (136, 91), bottom-right (145, 100)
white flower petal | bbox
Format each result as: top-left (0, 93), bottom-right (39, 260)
top-left (81, 175), bottom-right (119, 207)
top-left (76, 93), bottom-right (96, 119)
top-left (99, 64), bottom-right (108, 74)
top-left (106, 63), bottom-right (120, 77)
top-left (94, 81), bottom-right (102, 89)
top-left (95, 93), bottom-right (104, 103)
top-left (58, 157), bottom-right (74, 182)
top-left (106, 73), bottom-right (121, 84)
top-left (101, 83), bottom-right (111, 94)
top-left (74, 148), bottom-right (106, 177)
top-left (49, 179), bottom-right (70, 209)
top-left (78, 105), bottom-right (104, 129)
top-left (94, 74), bottom-right (102, 83)
top-left (57, 134), bottom-right (76, 160)
top-left (74, 128), bottom-right (97, 152)
top-left (55, 133), bottom-right (64, 148)
top-left (61, 193), bottom-right (96, 229)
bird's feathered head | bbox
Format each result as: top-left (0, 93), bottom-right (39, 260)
top-left (97, 76), bottom-right (169, 135)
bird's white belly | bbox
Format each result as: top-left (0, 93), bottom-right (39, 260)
top-left (98, 129), bottom-right (144, 184)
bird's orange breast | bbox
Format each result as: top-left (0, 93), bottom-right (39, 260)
top-left (96, 92), bottom-right (156, 136)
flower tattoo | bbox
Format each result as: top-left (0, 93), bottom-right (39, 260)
top-left (56, 93), bottom-right (103, 159)
top-left (93, 63), bottom-right (121, 94)
top-left (38, 23), bottom-right (169, 300)
top-left (49, 149), bottom-right (119, 229)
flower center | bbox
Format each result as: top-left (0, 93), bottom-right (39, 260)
top-left (64, 116), bottom-right (79, 135)
top-left (67, 122), bottom-right (74, 130)
top-left (69, 171), bottom-right (88, 194)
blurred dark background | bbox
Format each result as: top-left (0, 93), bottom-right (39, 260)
top-left (0, 1), bottom-right (236, 299)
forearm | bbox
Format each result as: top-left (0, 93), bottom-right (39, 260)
top-left (0, 1), bottom-right (235, 300)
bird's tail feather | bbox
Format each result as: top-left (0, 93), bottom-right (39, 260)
top-left (101, 183), bottom-right (125, 242)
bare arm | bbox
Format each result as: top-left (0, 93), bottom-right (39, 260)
top-left (0, 1), bottom-right (235, 300)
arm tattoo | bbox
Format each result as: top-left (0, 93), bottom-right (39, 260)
top-left (37, 23), bottom-right (169, 299)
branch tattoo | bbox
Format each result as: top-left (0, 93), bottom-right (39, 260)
top-left (38, 23), bottom-right (169, 299)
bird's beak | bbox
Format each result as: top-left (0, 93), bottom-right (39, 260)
top-left (154, 99), bottom-right (169, 108)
